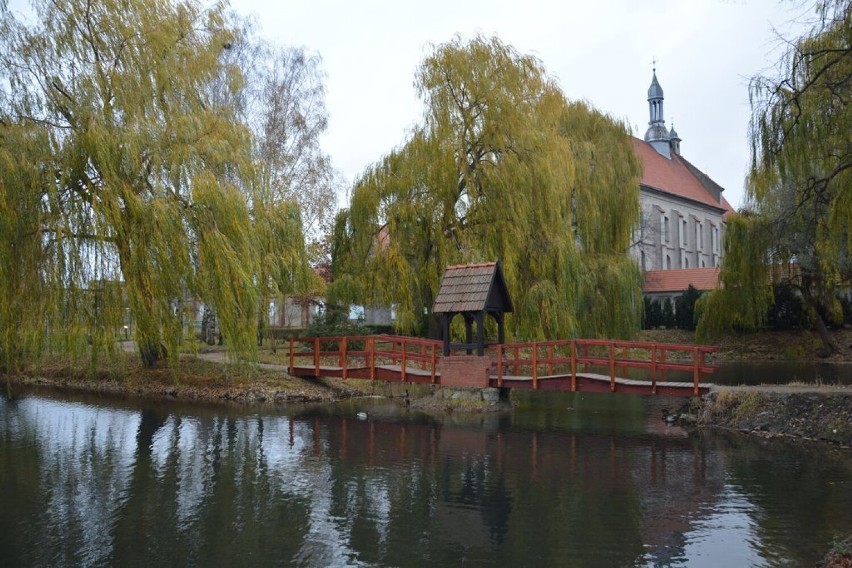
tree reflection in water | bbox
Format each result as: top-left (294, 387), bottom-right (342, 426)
top-left (0, 391), bottom-right (850, 566)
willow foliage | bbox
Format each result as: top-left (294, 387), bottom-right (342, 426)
top-left (695, 214), bottom-right (774, 340)
top-left (696, 2), bottom-right (851, 352)
top-left (0, 0), bottom-right (310, 369)
top-left (330, 36), bottom-right (642, 340)
top-left (0, 121), bottom-right (54, 370)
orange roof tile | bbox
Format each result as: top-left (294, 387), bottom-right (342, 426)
top-left (643, 268), bottom-right (721, 293)
top-left (631, 138), bottom-right (734, 214)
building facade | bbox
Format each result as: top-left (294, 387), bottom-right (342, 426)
top-left (632, 70), bottom-right (734, 297)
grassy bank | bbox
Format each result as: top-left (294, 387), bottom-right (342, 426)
top-left (639, 328), bottom-right (852, 362)
top-left (1, 352), bottom-right (364, 405)
top-left (694, 388), bottom-right (852, 448)
top-left (817, 536), bottom-right (852, 568)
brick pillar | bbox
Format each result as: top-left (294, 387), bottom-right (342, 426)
top-left (438, 354), bottom-right (494, 389)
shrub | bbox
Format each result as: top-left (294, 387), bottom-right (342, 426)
top-left (840, 293), bottom-right (852, 326)
top-left (643, 297), bottom-right (662, 329)
top-left (675, 285), bottom-right (702, 330)
top-left (766, 283), bottom-right (810, 329)
top-left (661, 298), bottom-right (675, 328)
top-left (303, 306), bottom-right (371, 350)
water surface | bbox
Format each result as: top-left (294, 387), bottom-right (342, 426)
top-left (1, 389), bottom-right (850, 566)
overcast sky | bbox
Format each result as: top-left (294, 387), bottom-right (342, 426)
top-left (5, 0), bottom-right (814, 209)
top-left (233, 0), bottom-right (814, 210)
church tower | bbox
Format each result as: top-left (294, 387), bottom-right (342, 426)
top-left (669, 124), bottom-right (681, 155)
top-left (644, 69), bottom-right (672, 158)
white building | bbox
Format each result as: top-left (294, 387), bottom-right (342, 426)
top-left (631, 70), bottom-right (734, 299)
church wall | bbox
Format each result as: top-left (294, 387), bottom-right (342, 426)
top-left (634, 190), bottom-right (726, 272)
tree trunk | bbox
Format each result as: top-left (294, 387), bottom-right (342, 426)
top-left (138, 340), bottom-right (166, 368)
top-left (117, 238), bottom-right (163, 368)
top-left (802, 281), bottom-right (839, 357)
top-left (812, 310), bottom-right (839, 357)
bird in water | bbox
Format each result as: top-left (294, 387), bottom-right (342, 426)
top-left (661, 408), bottom-right (678, 424)
top-left (356, 411), bottom-right (368, 420)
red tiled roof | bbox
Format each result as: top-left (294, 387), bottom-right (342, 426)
top-left (643, 268), bottom-right (721, 293)
top-left (631, 138), bottom-right (734, 214)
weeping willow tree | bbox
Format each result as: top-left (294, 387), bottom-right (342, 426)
top-left (0, 0), bottom-right (310, 369)
top-left (697, 1), bottom-right (850, 355)
top-left (330, 36), bottom-right (642, 340)
top-left (0, 120), bottom-right (54, 371)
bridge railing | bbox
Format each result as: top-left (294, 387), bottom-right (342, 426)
top-left (287, 334), bottom-right (443, 383)
top-left (494, 339), bottom-right (718, 395)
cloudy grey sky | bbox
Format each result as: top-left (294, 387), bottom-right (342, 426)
top-left (233, 0), bottom-right (813, 210)
top-left (4, 0), bottom-right (813, 209)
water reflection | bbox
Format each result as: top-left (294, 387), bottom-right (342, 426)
top-left (618, 360), bottom-right (852, 386)
top-left (1, 391), bottom-right (850, 567)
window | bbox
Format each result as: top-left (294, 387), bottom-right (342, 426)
top-left (684, 256), bottom-right (689, 268)
top-left (663, 216), bottom-right (670, 243)
top-left (680, 218), bottom-right (687, 249)
top-left (711, 225), bottom-right (720, 254)
top-left (666, 254), bottom-right (672, 269)
top-left (695, 221), bottom-right (704, 251)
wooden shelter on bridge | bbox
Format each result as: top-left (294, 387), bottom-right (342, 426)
top-left (432, 262), bottom-right (513, 356)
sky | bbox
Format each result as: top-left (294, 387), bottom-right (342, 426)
top-left (4, 0), bottom-right (814, 210)
top-left (231, 0), bottom-right (814, 210)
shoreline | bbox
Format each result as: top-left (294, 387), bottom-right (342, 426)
top-left (688, 387), bottom-right (852, 449)
top-left (3, 326), bottom-right (852, 446)
top-left (5, 365), bottom-right (851, 449)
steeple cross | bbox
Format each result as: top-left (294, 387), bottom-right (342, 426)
top-left (651, 56), bottom-right (658, 72)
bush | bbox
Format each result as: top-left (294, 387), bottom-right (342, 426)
top-left (840, 293), bottom-right (852, 326)
top-left (643, 297), bottom-right (676, 329)
top-left (264, 327), bottom-right (303, 341)
top-left (675, 285), bottom-right (702, 330)
top-left (305, 306), bottom-right (369, 337)
top-left (643, 297), bottom-right (662, 329)
top-left (766, 283), bottom-right (810, 329)
top-left (661, 298), bottom-right (675, 328)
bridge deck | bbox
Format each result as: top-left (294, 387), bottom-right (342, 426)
top-left (288, 366), bottom-right (712, 396)
top-left (491, 372), bottom-right (712, 396)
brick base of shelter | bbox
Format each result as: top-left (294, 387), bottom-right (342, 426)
top-left (438, 354), bottom-right (494, 389)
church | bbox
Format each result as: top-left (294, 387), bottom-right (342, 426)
top-left (352, 70), bottom-right (737, 328)
top-left (631, 70), bottom-right (734, 301)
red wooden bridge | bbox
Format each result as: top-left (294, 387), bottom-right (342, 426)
top-left (286, 335), bottom-right (718, 397)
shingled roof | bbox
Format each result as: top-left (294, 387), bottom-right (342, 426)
top-left (433, 262), bottom-right (513, 314)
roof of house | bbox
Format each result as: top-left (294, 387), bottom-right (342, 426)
top-left (631, 137), bottom-right (735, 215)
top-left (432, 262), bottom-right (514, 314)
top-left (643, 268), bottom-right (721, 294)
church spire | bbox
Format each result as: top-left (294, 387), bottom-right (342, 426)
top-left (648, 69), bottom-right (664, 123)
top-left (669, 123), bottom-right (681, 155)
top-left (644, 67), bottom-right (672, 158)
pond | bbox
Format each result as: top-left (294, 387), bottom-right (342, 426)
top-left (711, 360), bottom-right (852, 386)
top-left (1, 388), bottom-right (850, 567)
top-left (618, 360), bottom-right (852, 386)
